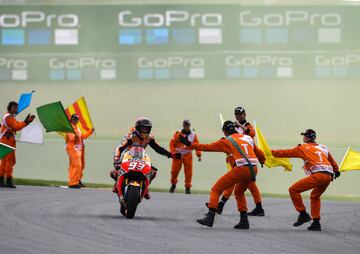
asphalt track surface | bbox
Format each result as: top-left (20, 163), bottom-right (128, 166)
top-left (1, 186), bottom-right (359, 254)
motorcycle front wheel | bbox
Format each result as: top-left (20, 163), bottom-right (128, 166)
top-left (125, 185), bottom-right (140, 219)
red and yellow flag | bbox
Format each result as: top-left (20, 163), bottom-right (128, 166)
top-left (59, 97), bottom-right (94, 138)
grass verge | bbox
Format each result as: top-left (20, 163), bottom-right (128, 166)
top-left (14, 178), bottom-right (360, 202)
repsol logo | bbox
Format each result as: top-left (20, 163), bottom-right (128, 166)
top-left (240, 10), bottom-right (341, 26)
top-left (0, 11), bottom-right (79, 28)
top-left (49, 58), bottom-right (116, 69)
top-left (0, 58), bottom-right (27, 69)
top-left (226, 55), bottom-right (292, 67)
top-left (138, 56), bottom-right (204, 68)
top-left (119, 10), bottom-right (222, 27)
top-left (316, 54), bottom-right (360, 66)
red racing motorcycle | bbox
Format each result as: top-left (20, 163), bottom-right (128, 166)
top-left (112, 147), bottom-right (153, 219)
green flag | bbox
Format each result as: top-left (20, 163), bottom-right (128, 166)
top-left (36, 102), bottom-right (74, 133)
top-left (0, 142), bottom-right (15, 159)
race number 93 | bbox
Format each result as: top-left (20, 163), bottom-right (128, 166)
top-left (128, 161), bottom-right (146, 171)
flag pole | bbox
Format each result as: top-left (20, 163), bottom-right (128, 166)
top-left (0, 142), bottom-right (15, 150)
top-left (253, 120), bottom-right (259, 146)
top-left (339, 146), bottom-right (351, 172)
top-left (219, 113), bottom-right (224, 126)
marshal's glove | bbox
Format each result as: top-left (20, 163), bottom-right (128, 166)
top-left (24, 114), bottom-right (35, 125)
top-left (334, 171), bottom-right (341, 179)
top-left (178, 135), bottom-right (191, 146)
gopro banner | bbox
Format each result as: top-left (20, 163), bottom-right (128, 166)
top-left (0, 4), bottom-right (360, 81)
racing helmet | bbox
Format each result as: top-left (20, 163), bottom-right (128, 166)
top-left (135, 117), bottom-right (152, 137)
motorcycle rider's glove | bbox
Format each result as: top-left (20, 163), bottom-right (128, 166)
top-left (173, 153), bottom-right (182, 159)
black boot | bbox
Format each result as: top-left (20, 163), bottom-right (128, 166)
top-left (5, 177), bottom-right (16, 188)
top-left (234, 212), bottom-right (249, 229)
top-left (293, 211), bottom-right (311, 227)
top-left (185, 188), bottom-right (191, 194)
top-left (79, 181), bottom-right (85, 188)
top-left (216, 197), bottom-right (228, 214)
top-left (197, 209), bottom-right (216, 227)
top-left (247, 202), bottom-right (265, 216)
top-left (308, 219), bottom-right (322, 231)
top-left (68, 184), bottom-right (81, 189)
top-left (0, 176), bottom-right (5, 187)
top-left (169, 184), bottom-right (176, 193)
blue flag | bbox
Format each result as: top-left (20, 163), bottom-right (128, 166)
top-left (17, 90), bottom-right (35, 115)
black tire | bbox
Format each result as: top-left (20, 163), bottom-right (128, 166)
top-left (125, 185), bottom-right (140, 219)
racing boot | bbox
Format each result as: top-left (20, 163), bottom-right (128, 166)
top-left (197, 209), bottom-right (216, 227)
top-left (0, 176), bottom-right (5, 187)
top-left (307, 219), bottom-right (322, 231)
top-left (169, 184), bottom-right (176, 193)
top-left (5, 177), bottom-right (16, 188)
top-left (234, 212), bottom-right (250, 229)
top-left (293, 210), bottom-right (311, 227)
top-left (247, 202), bottom-right (265, 216)
top-left (112, 183), bottom-right (117, 193)
top-left (185, 188), bottom-right (191, 194)
top-left (79, 181), bottom-right (85, 188)
top-left (68, 184), bottom-right (81, 189)
top-left (144, 190), bottom-right (151, 200)
top-left (216, 197), bottom-right (228, 215)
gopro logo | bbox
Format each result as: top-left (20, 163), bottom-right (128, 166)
top-left (226, 55), bottom-right (292, 67)
top-left (138, 56), bottom-right (204, 68)
top-left (49, 58), bottom-right (116, 69)
top-left (119, 10), bottom-right (222, 27)
top-left (0, 11), bottom-right (79, 28)
top-left (240, 10), bottom-right (341, 27)
top-left (316, 54), bottom-right (360, 66)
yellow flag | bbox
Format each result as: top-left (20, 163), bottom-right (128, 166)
top-left (339, 147), bottom-right (360, 171)
top-left (255, 126), bottom-right (293, 171)
top-left (58, 97), bottom-right (94, 138)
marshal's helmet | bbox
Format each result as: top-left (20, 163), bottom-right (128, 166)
top-left (301, 129), bottom-right (316, 141)
top-left (222, 120), bottom-right (237, 135)
top-left (135, 117), bottom-right (152, 138)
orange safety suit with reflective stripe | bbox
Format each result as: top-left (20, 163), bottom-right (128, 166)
top-left (272, 142), bottom-right (339, 219)
top-left (169, 130), bottom-right (201, 188)
top-left (191, 133), bottom-right (265, 212)
top-left (0, 113), bottom-right (27, 178)
top-left (66, 124), bottom-right (92, 186)
top-left (223, 121), bottom-right (262, 204)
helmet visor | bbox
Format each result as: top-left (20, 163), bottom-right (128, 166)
top-left (138, 126), bottom-right (151, 134)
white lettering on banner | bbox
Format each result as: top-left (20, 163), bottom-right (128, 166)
top-left (49, 58), bottom-right (116, 69)
top-left (138, 57), bottom-right (204, 68)
top-left (0, 58), bottom-right (27, 69)
top-left (240, 10), bottom-right (341, 27)
top-left (0, 11), bottom-right (79, 28)
top-left (119, 10), bottom-right (222, 27)
top-left (316, 54), bottom-right (360, 66)
top-left (226, 55), bottom-right (292, 67)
